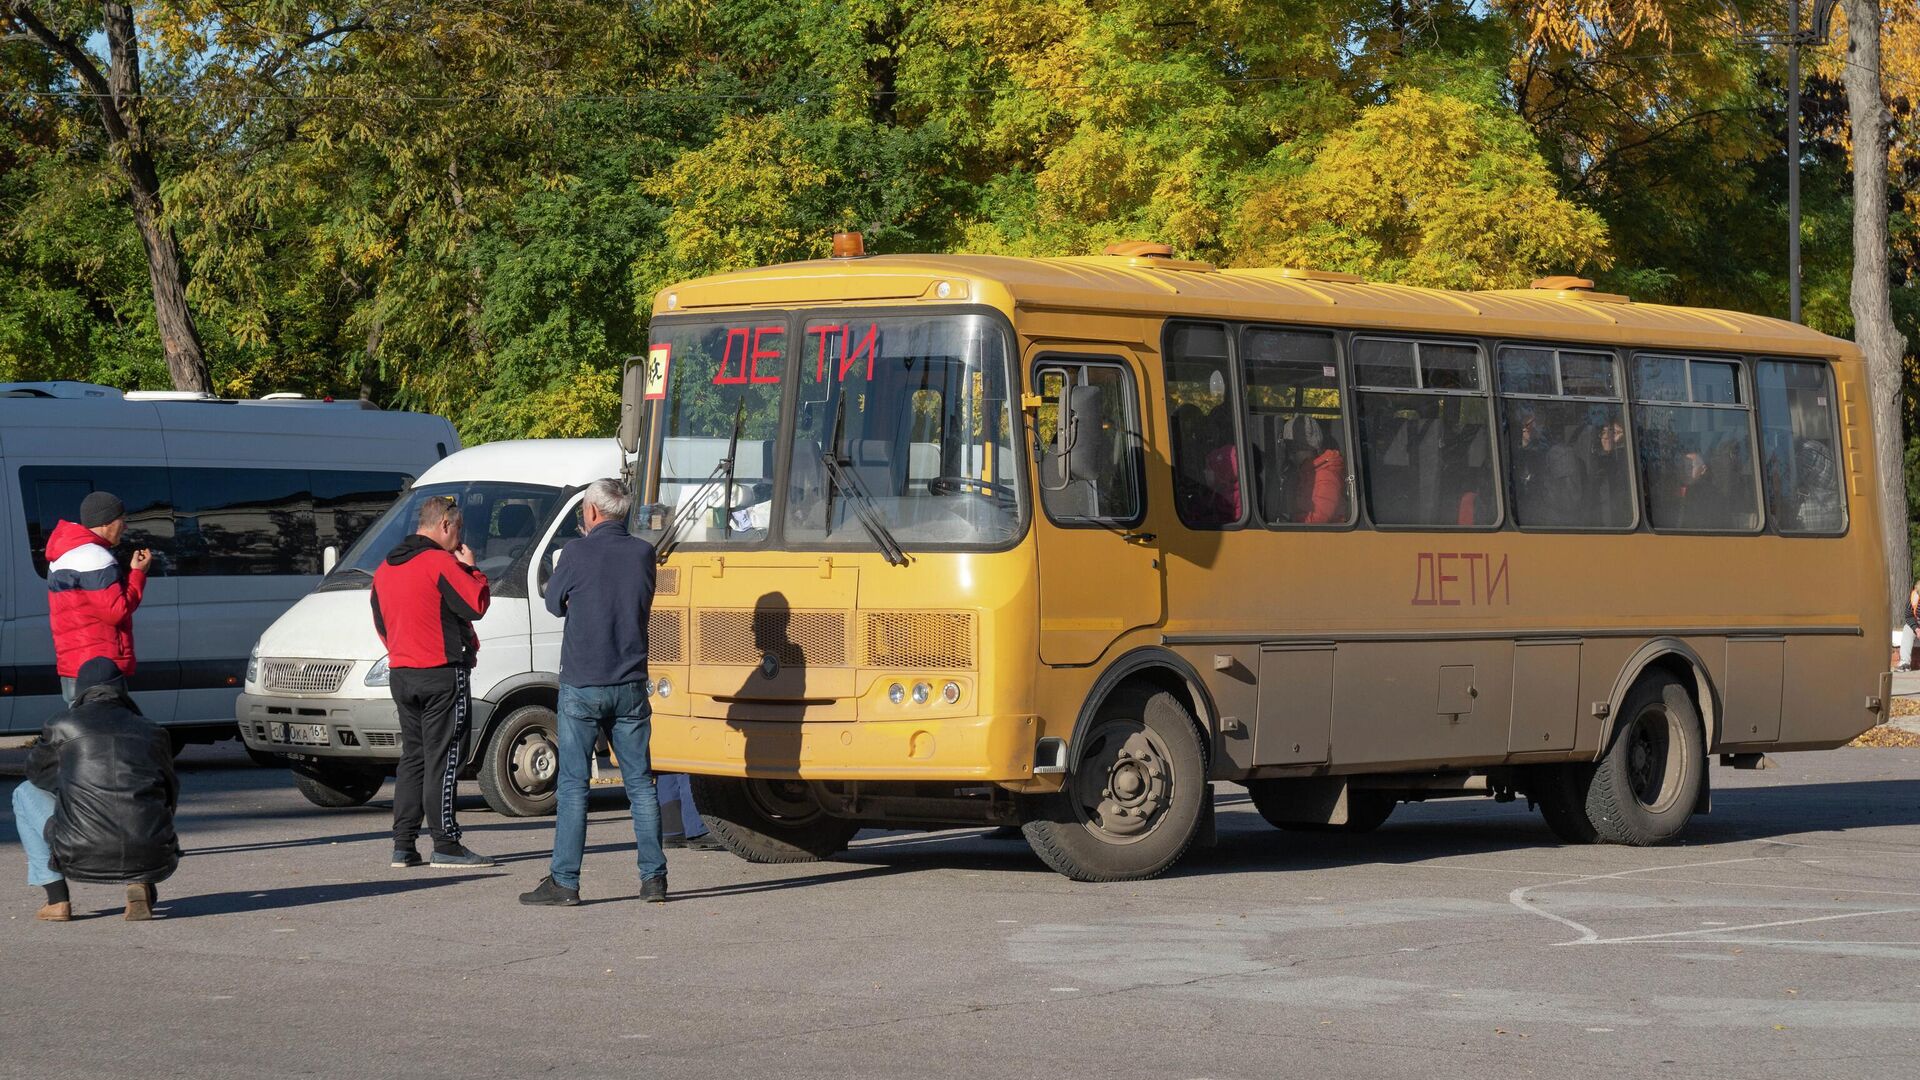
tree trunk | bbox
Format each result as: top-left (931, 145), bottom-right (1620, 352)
top-left (101, 2), bottom-right (211, 393)
top-left (1840, 0), bottom-right (1912, 624)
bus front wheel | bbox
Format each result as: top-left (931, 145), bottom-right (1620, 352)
top-left (1535, 670), bottom-right (1704, 846)
top-left (690, 776), bottom-right (860, 863)
top-left (1020, 685), bottom-right (1206, 882)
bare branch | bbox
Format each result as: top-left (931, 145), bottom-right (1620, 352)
top-left (5, 2), bottom-right (120, 139)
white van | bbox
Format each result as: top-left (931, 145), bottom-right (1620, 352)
top-left (237, 438), bottom-right (625, 815)
top-left (0, 381), bottom-right (458, 745)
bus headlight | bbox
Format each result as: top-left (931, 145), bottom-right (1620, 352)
top-left (365, 656), bottom-right (391, 687)
top-left (888, 682), bottom-right (906, 705)
top-left (912, 682), bottom-right (932, 705)
top-left (941, 681), bottom-right (962, 705)
top-left (655, 675), bottom-right (672, 699)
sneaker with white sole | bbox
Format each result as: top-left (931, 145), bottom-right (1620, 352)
top-left (430, 845), bottom-right (497, 868)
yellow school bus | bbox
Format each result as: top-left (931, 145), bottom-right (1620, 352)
top-left (622, 236), bottom-right (1893, 882)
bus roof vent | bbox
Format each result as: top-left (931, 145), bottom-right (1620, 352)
top-left (1100, 240), bottom-right (1216, 272)
top-left (1527, 275), bottom-right (1631, 304)
top-left (1276, 267), bottom-right (1365, 284)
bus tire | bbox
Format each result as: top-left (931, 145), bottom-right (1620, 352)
top-left (1245, 782), bottom-right (1395, 833)
top-left (1586, 672), bottom-right (1705, 845)
top-left (690, 775), bottom-right (860, 862)
top-left (292, 766), bottom-right (383, 809)
top-left (1020, 685), bottom-right (1206, 882)
top-left (476, 704), bottom-right (561, 818)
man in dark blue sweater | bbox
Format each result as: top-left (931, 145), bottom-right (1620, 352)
top-left (519, 477), bottom-right (668, 906)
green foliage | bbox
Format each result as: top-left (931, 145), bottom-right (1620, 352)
top-left (0, 0), bottom-right (1912, 461)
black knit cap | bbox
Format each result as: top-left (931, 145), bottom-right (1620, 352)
top-left (73, 657), bottom-right (126, 697)
top-left (79, 491), bottom-right (125, 528)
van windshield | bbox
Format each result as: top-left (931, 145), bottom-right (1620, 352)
top-left (319, 481), bottom-right (565, 590)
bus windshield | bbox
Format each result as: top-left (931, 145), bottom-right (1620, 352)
top-left (645, 311), bottom-right (1021, 551)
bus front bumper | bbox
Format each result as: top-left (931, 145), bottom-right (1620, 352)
top-left (650, 713), bottom-right (1045, 784)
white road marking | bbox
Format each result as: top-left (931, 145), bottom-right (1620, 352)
top-left (1584, 909), bottom-right (1920, 945)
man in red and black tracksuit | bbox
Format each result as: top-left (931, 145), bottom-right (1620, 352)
top-left (370, 495), bottom-right (496, 869)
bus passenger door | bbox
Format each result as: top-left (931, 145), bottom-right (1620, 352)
top-left (1030, 354), bottom-right (1164, 666)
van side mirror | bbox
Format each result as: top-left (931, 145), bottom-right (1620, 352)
top-left (321, 544), bottom-right (338, 575)
top-left (618, 355), bottom-right (646, 454)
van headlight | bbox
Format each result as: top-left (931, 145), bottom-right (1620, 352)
top-left (365, 656), bottom-right (391, 687)
top-left (246, 648), bottom-right (260, 686)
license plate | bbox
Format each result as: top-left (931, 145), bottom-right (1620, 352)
top-left (272, 722), bottom-right (330, 746)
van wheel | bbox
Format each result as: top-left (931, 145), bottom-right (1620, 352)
top-left (690, 776), bottom-right (860, 862)
top-left (1019, 685), bottom-right (1206, 882)
top-left (1245, 782), bottom-right (1396, 833)
top-left (292, 766), bottom-right (383, 808)
top-left (476, 705), bottom-right (560, 817)
top-left (1534, 671), bottom-right (1704, 846)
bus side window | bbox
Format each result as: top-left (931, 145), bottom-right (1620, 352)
top-left (1756, 359), bottom-right (1845, 534)
top-left (1352, 338), bottom-right (1498, 527)
top-left (1240, 326), bottom-right (1350, 526)
top-left (1496, 346), bottom-right (1634, 529)
top-left (1632, 354), bottom-right (1761, 533)
top-left (1035, 362), bottom-right (1142, 525)
top-left (1164, 321), bottom-right (1243, 527)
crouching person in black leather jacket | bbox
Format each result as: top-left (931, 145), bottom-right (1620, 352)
top-left (12, 656), bottom-right (180, 922)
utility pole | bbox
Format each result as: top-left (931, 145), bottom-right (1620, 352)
top-left (1779, 0), bottom-right (1841, 324)
top-left (1788, 0), bottom-right (1802, 322)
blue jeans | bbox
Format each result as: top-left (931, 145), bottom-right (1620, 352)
top-left (656, 773), bottom-right (707, 839)
top-left (550, 682), bottom-right (665, 890)
top-left (11, 783), bottom-right (62, 887)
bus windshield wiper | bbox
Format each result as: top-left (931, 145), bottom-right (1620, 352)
top-left (656, 400), bottom-right (747, 563)
top-left (821, 393), bottom-right (909, 566)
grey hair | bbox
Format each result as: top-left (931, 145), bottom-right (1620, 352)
top-left (585, 477), bottom-right (633, 520)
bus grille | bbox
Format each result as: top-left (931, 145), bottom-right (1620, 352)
top-left (649, 609), bottom-right (686, 664)
top-left (261, 659), bottom-right (353, 695)
top-left (696, 609), bottom-right (846, 667)
top-left (656, 567), bottom-right (680, 596)
top-left (861, 612), bottom-right (975, 669)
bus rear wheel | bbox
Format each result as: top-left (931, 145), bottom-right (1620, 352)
top-left (690, 776), bottom-right (860, 863)
top-left (1245, 782), bottom-right (1396, 833)
top-left (1535, 671), bottom-right (1704, 846)
top-left (1020, 685), bottom-right (1206, 882)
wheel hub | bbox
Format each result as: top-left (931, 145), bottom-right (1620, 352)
top-left (1085, 731), bottom-right (1170, 838)
top-left (511, 730), bottom-right (558, 793)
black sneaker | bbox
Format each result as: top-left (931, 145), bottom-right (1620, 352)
top-left (518, 876), bottom-right (580, 907)
top-left (640, 876), bottom-right (668, 903)
top-left (391, 847), bottom-right (424, 869)
top-left (430, 845), bottom-right (497, 868)
top-left (684, 833), bottom-right (726, 852)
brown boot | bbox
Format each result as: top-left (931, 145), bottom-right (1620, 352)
top-left (124, 883), bottom-right (155, 921)
top-left (36, 901), bottom-right (71, 922)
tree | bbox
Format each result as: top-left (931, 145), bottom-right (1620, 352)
top-left (1838, 0), bottom-right (1912, 618)
top-left (4, 2), bottom-right (211, 391)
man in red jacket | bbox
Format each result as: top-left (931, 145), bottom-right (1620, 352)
top-left (370, 495), bottom-right (495, 869)
top-left (46, 491), bottom-right (152, 702)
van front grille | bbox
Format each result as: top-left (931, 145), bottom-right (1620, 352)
top-left (649, 609), bottom-right (685, 664)
top-left (696, 609), bottom-right (846, 667)
top-left (365, 732), bottom-right (399, 748)
top-left (861, 612), bottom-right (976, 669)
top-left (261, 659), bottom-right (352, 695)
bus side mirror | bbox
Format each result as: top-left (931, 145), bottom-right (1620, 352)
top-left (322, 545), bottom-right (338, 575)
top-left (618, 356), bottom-right (646, 454)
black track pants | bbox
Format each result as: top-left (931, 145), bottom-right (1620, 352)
top-left (390, 666), bottom-right (469, 850)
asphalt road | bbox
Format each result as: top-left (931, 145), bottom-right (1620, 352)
top-left (3, 744), bottom-right (1918, 1080)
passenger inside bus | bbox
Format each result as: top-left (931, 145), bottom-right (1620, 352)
top-left (1280, 414), bottom-right (1347, 524)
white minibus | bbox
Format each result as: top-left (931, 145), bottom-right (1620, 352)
top-left (237, 438), bottom-right (625, 814)
top-left (0, 381), bottom-right (457, 747)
